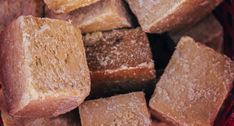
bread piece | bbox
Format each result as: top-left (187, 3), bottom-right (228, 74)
top-left (44, 0), bottom-right (100, 14)
top-left (126, 0), bottom-right (223, 33)
top-left (0, 16), bottom-right (90, 117)
top-left (84, 28), bottom-right (156, 97)
top-left (149, 37), bottom-right (234, 125)
top-left (79, 92), bottom-right (151, 126)
top-left (0, 0), bottom-right (44, 33)
top-left (169, 14), bottom-right (224, 52)
top-left (46, 0), bottom-right (132, 33)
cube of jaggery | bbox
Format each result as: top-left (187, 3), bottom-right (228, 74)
top-left (126, 0), bottom-right (222, 33)
top-left (169, 14), bottom-right (223, 52)
top-left (79, 92), bottom-right (151, 126)
top-left (44, 0), bottom-right (100, 13)
top-left (0, 16), bottom-right (90, 117)
top-left (149, 37), bottom-right (234, 125)
top-left (0, 0), bottom-right (43, 33)
top-left (46, 0), bottom-right (132, 33)
top-left (152, 121), bottom-right (171, 126)
top-left (84, 28), bottom-right (156, 97)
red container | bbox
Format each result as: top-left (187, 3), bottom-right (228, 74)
top-left (214, 1), bottom-right (234, 125)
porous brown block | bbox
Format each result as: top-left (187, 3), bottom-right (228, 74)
top-left (0, 16), bottom-right (90, 117)
top-left (46, 0), bottom-right (132, 33)
top-left (44, 0), bottom-right (100, 13)
top-left (0, 0), bottom-right (44, 32)
top-left (126, 0), bottom-right (223, 33)
top-left (84, 28), bottom-right (156, 96)
top-left (149, 37), bottom-right (234, 125)
top-left (79, 92), bottom-right (151, 126)
top-left (169, 14), bottom-right (224, 52)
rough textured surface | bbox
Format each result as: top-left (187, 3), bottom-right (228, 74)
top-left (84, 28), bottom-right (156, 97)
top-left (149, 37), bottom-right (234, 126)
top-left (46, 0), bottom-right (132, 33)
top-left (169, 14), bottom-right (224, 53)
top-left (0, 0), bottom-right (43, 33)
top-left (126, 0), bottom-right (223, 33)
top-left (44, 0), bottom-right (100, 13)
top-left (79, 92), bottom-right (151, 126)
top-left (0, 16), bottom-right (90, 117)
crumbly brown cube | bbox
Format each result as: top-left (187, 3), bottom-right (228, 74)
top-left (169, 14), bottom-right (223, 52)
top-left (152, 121), bottom-right (171, 126)
top-left (44, 0), bottom-right (100, 13)
top-left (149, 37), bottom-right (234, 125)
top-left (0, 0), bottom-right (44, 32)
top-left (79, 92), bottom-right (151, 126)
top-left (84, 28), bottom-right (156, 96)
top-left (0, 16), bottom-right (90, 117)
top-left (126, 0), bottom-right (223, 33)
top-left (46, 0), bottom-right (132, 33)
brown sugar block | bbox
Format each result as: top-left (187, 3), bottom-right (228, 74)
top-left (149, 37), bottom-right (234, 125)
top-left (169, 14), bottom-right (224, 53)
top-left (79, 92), bottom-right (151, 126)
top-left (44, 0), bottom-right (100, 14)
top-left (84, 28), bottom-right (156, 97)
top-left (0, 16), bottom-right (90, 117)
top-left (0, 0), bottom-right (44, 32)
top-left (126, 0), bottom-right (223, 33)
top-left (46, 0), bottom-right (132, 33)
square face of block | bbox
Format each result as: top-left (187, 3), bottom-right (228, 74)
top-left (44, 0), bottom-right (100, 13)
top-left (149, 37), bottom-right (234, 125)
top-left (169, 14), bottom-right (223, 53)
top-left (0, 16), bottom-right (90, 117)
top-left (79, 92), bottom-right (151, 126)
top-left (84, 28), bottom-right (156, 96)
top-left (126, 0), bottom-right (223, 33)
top-left (0, 0), bottom-right (43, 32)
top-left (46, 0), bottom-right (132, 33)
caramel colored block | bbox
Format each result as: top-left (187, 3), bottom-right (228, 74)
top-left (44, 0), bottom-right (100, 14)
top-left (169, 14), bottom-right (223, 52)
top-left (0, 0), bottom-right (44, 32)
top-left (126, 0), bottom-right (223, 33)
top-left (46, 0), bottom-right (132, 33)
top-left (149, 37), bottom-right (234, 125)
top-left (84, 28), bottom-right (156, 96)
top-left (79, 92), bottom-right (151, 126)
top-left (0, 16), bottom-right (90, 117)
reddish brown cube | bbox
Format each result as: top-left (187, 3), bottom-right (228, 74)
top-left (0, 0), bottom-right (43, 32)
top-left (0, 16), bottom-right (90, 117)
top-left (84, 28), bottom-right (156, 96)
top-left (46, 0), bottom-right (132, 33)
top-left (169, 14), bottom-right (223, 52)
top-left (79, 92), bottom-right (151, 126)
top-left (150, 37), bottom-right (234, 125)
top-left (126, 0), bottom-right (222, 33)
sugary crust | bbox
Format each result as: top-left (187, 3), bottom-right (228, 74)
top-left (44, 0), bottom-right (100, 14)
top-left (79, 92), bottom-right (151, 126)
top-left (46, 0), bottom-right (132, 33)
top-left (0, 16), bottom-right (90, 117)
top-left (127, 0), bottom-right (222, 33)
top-left (169, 14), bottom-right (224, 53)
top-left (0, 0), bottom-right (44, 32)
top-left (149, 36), bottom-right (234, 125)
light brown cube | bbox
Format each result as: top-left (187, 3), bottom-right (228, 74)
top-left (126, 0), bottom-right (223, 33)
top-left (0, 0), bottom-right (44, 32)
top-left (79, 92), bottom-right (151, 126)
top-left (44, 0), bottom-right (100, 14)
top-left (0, 16), bottom-right (90, 117)
top-left (46, 0), bottom-right (132, 33)
top-left (169, 14), bottom-right (224, 52)
top-left (84, 28), bottom-right (156, 96)
top-left (149, 37), bottom-right (234, 125)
